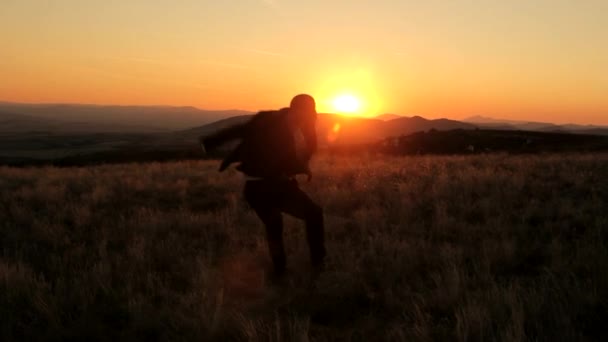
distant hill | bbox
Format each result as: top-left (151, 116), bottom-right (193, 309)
top-left (0, 111), bottom-right (166, 133)
top-left (0, 102), bottom-right (253, 132)
top-left (375, 129), bottom-right (608, 155)
top-left (181, 115), bottom-right (252, 137)
top-left (0, 112), bottom-right (64, 132)
top-left (375, 113), bottom-right (402, 121)
top-left (464, 115), bottom-right (608, 135)
top-left (464, 115), bottom-right (519, 125)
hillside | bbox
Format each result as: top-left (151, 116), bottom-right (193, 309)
top-left (375, 113), bottom-right (402, 121)
top-left (0, 111), bottom-right (165, 133)
top-left (0, 112), bottom-right (65, 132)
top-left (5, 107), bottom-right (608, 166)
top-left (374, 129), bottom-right (608, 155)
top-left (2, 154), bottom-right (607, 340)
top-left (0, 113), bottom-right (475, 165)
top-left (0, 102), bottom-right (253, 132)
top-left (464, 115), bottom-right (608, 135)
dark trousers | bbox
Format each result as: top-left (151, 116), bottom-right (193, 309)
top-left (244, 178), bottom-right (325, 275)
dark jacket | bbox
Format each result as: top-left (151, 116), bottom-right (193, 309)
top-left (202, 108), bottom-right (317, 178)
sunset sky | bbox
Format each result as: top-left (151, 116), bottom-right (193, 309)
top-left (1, 0), bottom-right (607, 124)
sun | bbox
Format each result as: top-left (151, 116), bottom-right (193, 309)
top-left (332, 94), bottom-right (361, 114)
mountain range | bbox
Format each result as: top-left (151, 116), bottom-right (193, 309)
top-left (0, 102), bottom-right (251, 133)
top-left (2, 101), bottom-right (606, 137)
top-left (463, 115), bottom-right (608, 135)
top-left (2, 101), bottom-right (607, 165)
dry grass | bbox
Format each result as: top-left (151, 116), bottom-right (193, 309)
top-left (1, 153), bottom-right (607, 341)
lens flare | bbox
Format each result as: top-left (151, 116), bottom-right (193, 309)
top-left (327, 122), bottom-right (342, 143)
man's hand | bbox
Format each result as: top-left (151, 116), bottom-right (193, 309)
top-left (302, 164), bottom-right (312, 182)
top-left (296, 161), bottom-right (313, 182)
top-left (198, 136), bottom-right (207, 156)
top-left (305, 169), bottom-right (313, 182)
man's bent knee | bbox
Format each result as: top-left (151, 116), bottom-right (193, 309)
top-left (243, 181), bottom-right (264, 207)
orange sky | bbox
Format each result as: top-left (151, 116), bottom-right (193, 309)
top-left (1, 0), bottom-right (607, 124)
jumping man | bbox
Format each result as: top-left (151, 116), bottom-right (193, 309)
top-left (199, 94), bottom-right (326, 278)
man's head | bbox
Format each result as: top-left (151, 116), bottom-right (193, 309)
top-left (288, 94), bottom-right (317, 128)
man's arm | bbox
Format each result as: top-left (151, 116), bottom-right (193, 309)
top-left (199, 123), bottom-right (247, 154)
top-left (298, 119), bottom-right (317, 180)
top-left (302, 119), bottom-right (317, 158)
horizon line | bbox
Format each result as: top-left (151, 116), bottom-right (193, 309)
top-left (0, 99), bottom-right (606, 127)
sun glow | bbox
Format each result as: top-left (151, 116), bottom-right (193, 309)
top-left (315, 67), bottom-right (385, 117)
top-left (332, 94), bottom-right (361, 114)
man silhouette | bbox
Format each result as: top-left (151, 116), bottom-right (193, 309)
top-left (199, 94), bottom-right (325, 278)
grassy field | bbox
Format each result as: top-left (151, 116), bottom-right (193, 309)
top-left (1, 153), bottom-right (607, 341)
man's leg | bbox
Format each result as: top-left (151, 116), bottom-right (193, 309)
top-left (258, 208), bottom-right (286, 275)
top-left (244, 181), bottom-right (286, 275)
top-left (279, 180), bottom-right (326, 269)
